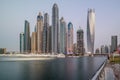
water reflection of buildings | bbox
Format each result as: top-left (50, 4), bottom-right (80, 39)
top-left (66, 58), bottom-right (79, 80)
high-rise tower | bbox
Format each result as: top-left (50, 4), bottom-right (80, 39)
top-left (48, 26), bottom-right (52, 53)
top-left (43, 13), bottom-right (49, 53)
top-left (24, 20), bottom-right (31, 53)
top-left (20, 32), bottom-right (24, 53)
top-left (87, 9), bottom-right (95, 54)
top-left (111, 36), bottom-right (117, 53)
top-left (37, 12), bottom-right (43, 53)
top-left (67, 22), bottom-right (73, 54)
top-left (52, 3), bottom-right (59, 54)
top-left (77, 28), bottom-right (84, 55)
top-left (59, 17), bottom-right (66, 54)
top-left (31, 32), bottom-right (37, 53)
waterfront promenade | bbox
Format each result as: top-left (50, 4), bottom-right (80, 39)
top-left (105, 62), bottom-right (120, 80)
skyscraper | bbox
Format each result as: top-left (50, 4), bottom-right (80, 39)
top-left (108, 45), bottom-right (111, 53)
top-left (105, 45), bottom-right (109, 53)
top-left (20, 32), bottom-right (24, 53)
top-left (37, 12), bottom-right (43, 53)
top-left (43, 13), bottom-right (49, 53)
top-left (52, 3), bottom-right (59, 54)
top-left (111, 36), bottom-right (117, 53)
top-left (67, 22), bottom-right (73, 54)
top-left (24, 20), bottom-right (31, 53)
top-left (48, 26), bottom-right (52, 53)
top-left (59, 17), bottom-right (66, 54)
top-left (77, 28), bottom-right (84, 55)
top-left (87, 9), bottom-right (95, 54)
top-left (31, 32), bottom-right (37, 53)
top-left (101, 45), bottom-right (105, 54)
top-left (95, 48), bottom-right (100, 54)
top-left (73, 43), bottom-right (77, 54)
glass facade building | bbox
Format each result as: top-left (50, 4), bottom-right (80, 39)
top-left (43, 13), bottom-right (49, 53)
top-left (111, 36), bottom-right (117, 53)
top-left (52, 3), bottom-right (59, 54)
top-left (24, 20), bottom-right (31, 52)
top-left (87, 9), bottom-right (95, 54)
top-left (20, 32), bottom-right (24, 53)
top-left (67, 22), bottom-right (73, 54)
top-left (59, 17), bottom-right (66, 54)
top-left (77, 28), bottom-right (84, 55)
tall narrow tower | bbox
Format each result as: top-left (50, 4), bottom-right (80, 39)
top-left (24, 20), bottom-right (30, 53)
top-left (43, 13), bottom-right (49, 53)
top-left (60, 17), bottom-right (66, 54)
top-left (77, 28), bottom-right (84, 55)
top-left (52, 3), bottom-right (59, 54)
top-left (31, 32), bottom-right (37, 53)
top-left (87, 9), bottom-right (95, 54)
top-left (37, 12), bottom-right (43, 53)
top-left (67, 22), bottom-right (73, 54)
top-left (111, 36), bottom-right (117, 53)
top-left (20, 32), bottom-right (24, 53)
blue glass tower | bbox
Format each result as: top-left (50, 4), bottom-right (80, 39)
top-left (24, 20), bottom-right (30, 53)
top-left (20, 32), bottom-right (24, 53)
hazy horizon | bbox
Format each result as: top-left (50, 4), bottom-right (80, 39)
top-left (0, 0), bottom-right (120, 52)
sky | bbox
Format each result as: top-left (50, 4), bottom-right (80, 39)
top-left (0, 0), bottom-right (120, 52)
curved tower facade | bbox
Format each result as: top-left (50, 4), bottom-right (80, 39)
top-left (87, 9), bottom-right (95, 54)
top-left (52, 3), bottom-right (59, 54)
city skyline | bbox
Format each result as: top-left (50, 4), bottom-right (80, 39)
top-left (0, 0), bottom-right (120, 51)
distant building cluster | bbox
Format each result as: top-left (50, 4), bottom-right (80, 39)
top-left (0, 48), bottom-right (6, 54)
top-left (95, 35), bottom-right (119, 54)
top-left (20, 3), bottom-right (97, 55)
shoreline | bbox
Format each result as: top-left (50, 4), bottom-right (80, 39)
top-left (0, 54), bottom-right (65, 61)
top-left (0, 57), bottom-right (55, 61)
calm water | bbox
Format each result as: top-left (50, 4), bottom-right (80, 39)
top-left (0, 56), bottom-right (106, 80)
